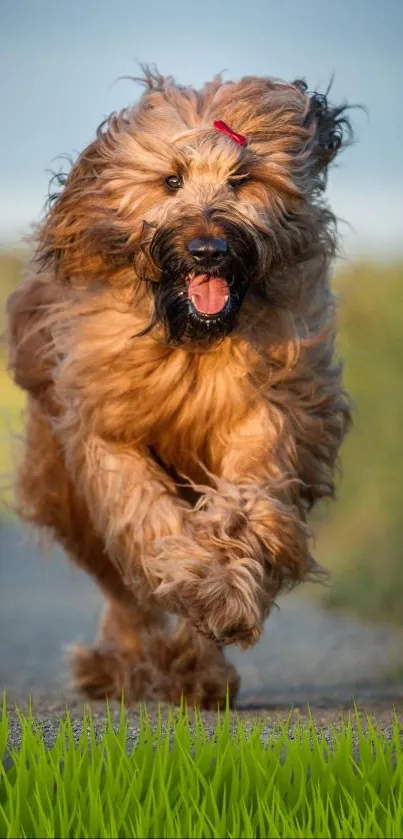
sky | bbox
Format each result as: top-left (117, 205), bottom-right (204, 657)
top-left (1, 0), bottom-right (402, 258)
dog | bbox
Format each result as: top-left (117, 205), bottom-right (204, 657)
top-left (6, 69), bottom-right (352, 708)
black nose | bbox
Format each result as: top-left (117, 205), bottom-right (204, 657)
top-left (187, 236), bottom-right (228, 263)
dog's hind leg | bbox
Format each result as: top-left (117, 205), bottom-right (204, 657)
top-left (69, 599), bottom-right (166, 703)
top-left (13, 400), bottom-right (164, 697)
top-left (71, 606), bottom-right (239, 709)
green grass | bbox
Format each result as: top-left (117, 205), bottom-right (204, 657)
top-left (1, 697), bottom-right (403, 838)
top-left (0, 368), bottom-right (25, 507)
top-left (0, 250), bottom-right (27, 509)
top-left (315, 260), bottom-right (403, 622)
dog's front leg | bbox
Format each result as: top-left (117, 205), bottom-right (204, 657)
top-left (65, 434), bottom-right (266, 640)
top-left (152, 410), bottom-right (314, 649)
top-left (62, 430), bottom-right (271, 644)
top-left (64, 435), bottom-right (194, 594)
top-left (67, 434), bottom-right (271, 645)
top-left (66, 431), bottom-right (310, 649)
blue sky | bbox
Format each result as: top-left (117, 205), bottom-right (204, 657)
top-left (1, 0), bottom-right (402, 257)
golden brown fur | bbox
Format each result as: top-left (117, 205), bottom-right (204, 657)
top-left (6, 69), bottom-right (352, 707)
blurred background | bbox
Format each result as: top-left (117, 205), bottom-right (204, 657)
top-left (0, 0), bottom-right (402, 705)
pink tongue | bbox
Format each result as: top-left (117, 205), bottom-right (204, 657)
top-left (187, 274), bottom-right (230, 315)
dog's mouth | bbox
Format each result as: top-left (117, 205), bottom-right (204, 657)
top-left (186, 274), bottom-right (230, 317)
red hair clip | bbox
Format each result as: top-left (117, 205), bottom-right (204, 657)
top-left (213, 120), bottom-right (247, 147)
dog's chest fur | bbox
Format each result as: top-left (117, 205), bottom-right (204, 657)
top-left (55, 297), bottom-right (268, 485)
top-left (129, 336), bottom-right (261, 482)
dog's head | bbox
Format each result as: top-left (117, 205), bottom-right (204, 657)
top-left (39, 70), bottom-right (352, 344)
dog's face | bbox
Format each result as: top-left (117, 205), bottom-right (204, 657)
top-left (40, 71), bottom-right (351, 345)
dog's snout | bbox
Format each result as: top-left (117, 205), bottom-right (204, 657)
top-left (187, 236), bottom-right (228, 264)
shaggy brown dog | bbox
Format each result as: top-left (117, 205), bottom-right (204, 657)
top-left (6, 70), bottom-right (352, 708)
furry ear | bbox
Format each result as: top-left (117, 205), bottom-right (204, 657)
top-left (293, 79), bottom-right (353, 180)
top-left (37, 117), bottom-right (132, 285)
top-left (37, 138), bottom-right (105, 281)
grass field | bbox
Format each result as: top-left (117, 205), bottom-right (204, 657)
top-left (0, 368), bottom-right (25, 507)
top-left (1, 698), bottom-right (402, 838)
top-left (315, 259), bottom-right (403, 622)
top-left (0, 251), bottom-right (26, 507)
top-left (1, 250), bottom-right (403, 625)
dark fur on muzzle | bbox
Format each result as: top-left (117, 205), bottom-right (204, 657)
top-left (146, 213), bottom-right (262, 344)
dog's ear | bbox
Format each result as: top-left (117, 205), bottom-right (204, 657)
top-left (293, 79), bottom-right (353, 181)
top-left (37, 123), bottom-right (126, 285)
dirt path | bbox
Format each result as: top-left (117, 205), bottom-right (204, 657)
top-left (2, 522), bottom-right (403, 710)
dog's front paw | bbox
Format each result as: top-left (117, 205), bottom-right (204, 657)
top-left (153, 537), bottom-right (268, 649)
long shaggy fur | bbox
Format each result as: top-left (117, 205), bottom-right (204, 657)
top-left (6, 69), bottom-right (353, 707)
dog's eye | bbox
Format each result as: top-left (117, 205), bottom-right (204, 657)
top-left (228, 172), bottom-right (250, 189)
top-left (165, 175), bottom-right (183, 191)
